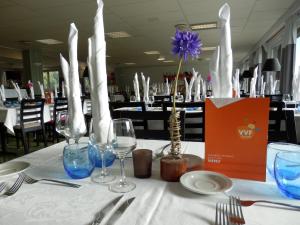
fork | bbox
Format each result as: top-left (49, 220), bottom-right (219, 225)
top-left (230, 195), bottom-right (300, 210)
top-left (229, 196), bottom-right (245, 224)
top-left (215, 202), bottom-right (230, 225)
top-left (0, 182), bottom-right (7, 193)
top-left (24, 173), bottom-right (81, 188)
top-left (2, 173), bottom-right (25, 196)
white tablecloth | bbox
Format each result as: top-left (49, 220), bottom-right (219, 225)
top-left (0, 105), bottom-right (51, 134)
top-left (0, 138), bottom-right (299, 225)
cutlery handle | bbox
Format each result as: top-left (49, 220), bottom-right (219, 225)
top-left (41, 179), bottom-right (81, 188)
top-left (255, 200), bottom-right (300, 210)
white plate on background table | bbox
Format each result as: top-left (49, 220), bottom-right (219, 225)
top-left (180, 171), bottom-right (232, 195)
top-left (0, 161), bottom-right (30, 178)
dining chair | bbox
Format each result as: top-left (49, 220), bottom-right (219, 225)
top-left (83, 97), bottom-right (92, 136)
top-left (13, 99), bottom-right (47, 154)
top-left (269, 101), bottom-right (297, 144)
top-left (154, 95), bottom-right (171, 102)
top-left (112, 110), bottom-right (185, 140)
top-left (266, 94), bottom-right (283, 102)
top-left (163, 102), bottom-right (205, 142)
top-left (52, 97), bottom-right (68, 142)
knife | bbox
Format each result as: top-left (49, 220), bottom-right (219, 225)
top-left (92, 195), bottom-right (123, 225)
top-left (105, 197), bottom-right (135, 225)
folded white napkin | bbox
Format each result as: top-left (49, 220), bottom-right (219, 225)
top-left (11, 81), bottom-right (22, 101)
top-left (37, 81), bottom-right (45, 99)
top-left (194, 73), bottom-right (201, 102)
top-left (133, 73), bottom-right (140, 101)
top-left (250, 66), bottom-right (258, 98)
top-left (268, 75), bottom-right (279, 95)
top-left (28, 80), bottom-right (35, 99)
top-left (219, 3), bottom-right (233, 98)
top-left (0, 84), bottom-right (6, 102)
top-left (260, 75), bottom-right (265, 96)
top-left (200, 78), bottom-right (206, 98)
top-left (87, 0), bottom-right (111, 144)
top-left (184, 68), bottom-right (196, 102)
top-left (165, 78), bottom-right (170, 95)
top-left (293, 66), bottom-right (300, 101)
top-left (233, 69), bottom-right (240, 98)
top-left (60, 23), bottom-right (86, 138)
top-left (141, 73), bottom-right (150, 102)
top-left (210, 46), bottom-right (220, 97)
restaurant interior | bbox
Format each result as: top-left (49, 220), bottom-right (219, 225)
top-left (0, 0), bottom-right (300, 224)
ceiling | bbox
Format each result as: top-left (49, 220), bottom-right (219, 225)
top-left (0, 0), bottom-right (296, 69)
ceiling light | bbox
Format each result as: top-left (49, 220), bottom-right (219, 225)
top-left (190, 22), bottom-right (217, 30)
top-left (174, 24), bottom-right (189, 31)
top-left (124, 62), bottom-right (136, 65)
top-left (144, 51), bottom-right (160, 55)
top-left (106, 55), bottom-right (111, 57)
top-left (36, 39), bottom-right (63, 45)
top-left (163, 60), bottom-right (174, 63)
top-left (106, 31), bottom-right (131, 38)
top-left (157, 56), bottom-right (165, 61)
top-left (202, 46), bottom-right (217, 51)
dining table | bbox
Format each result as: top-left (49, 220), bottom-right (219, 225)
top-left (0, 137), bottom-right (299, 225)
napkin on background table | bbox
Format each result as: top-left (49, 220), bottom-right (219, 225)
top-left (11, 81), bottom-right (22, 101)
top-left (192, 69), bottom-right (201, 102)
top-left (87, 0), bottom-right (111, 144)
top-left (141, 73), bottom-right (150, 102)
top-left (250, 66), bottom-right (258, 98)
top-left (165, 78), bottom-right (170, 95)
top-left (0, 84), bottom-right (6, 102)
top-left (37, 81), bottom-right (45, 99)
top-left (28, 80), bottom-right (35, 99)
top-left (200, 78), bottom-right (206, 99)
top-left (184, 69), bottom-right (195, 102)
top-left (133, 73), bottom-right (140, 101)
top-left (232, 69), bottom-right (240, 98)
top-left (60, 23), bottom-right (86, 138)
top-left (293, 66), bottom-right (300, 101)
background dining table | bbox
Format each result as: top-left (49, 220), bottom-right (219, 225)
top-left (0, 138), bottom-right (299, 225)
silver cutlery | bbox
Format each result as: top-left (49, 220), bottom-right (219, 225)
top-left (0, 182), bottom-right (7, 193)
top-left (215, 202), bottom-right (229, 225)
top-left (24, 173), bottom-right (81, 188)
top-left (2, 173), bottom-right (25, 196)
top-left (106, 197), bottom-right (135, 225)
top-left (153, 143), bottom-right (171, 160)
top-left (230, 195), bottom-right (300, 210)
top-left (92, 195), bottom-right (123, 225)
top-left (229, 196), bottom-right (245, 224)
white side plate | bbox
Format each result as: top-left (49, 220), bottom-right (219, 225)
top-left (0, 161), bottom-right (30, 177)
top-left (180, 170), bottom-right (233, 195)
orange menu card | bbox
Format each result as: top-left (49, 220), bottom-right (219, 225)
top-left (204, 98), bottom-right (270, 181)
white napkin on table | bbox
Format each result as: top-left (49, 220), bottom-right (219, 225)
top-left (0, 84), bottom-right (6, 102)
top-left (165, 78), bottom-right (170, 95)
top-left (250, 66), bottom-right (258, 98)
top-left (87, 0), bottom-right (111, 144)
top-left (293, 66), bottom-right (300, 101)
top-left (54, 84), bottom-right (58, 98)
top-left (37, 81), bottom-right (45, 99)
top-left (28, 80), bottom-right (35, 99)
top-left (260, 75), bottom-right (265, 96)
top-left (61, 81), bottom-right (66, 97)
top-left (194, 73), bottom-right (201, 102)
top-left (210, 46), bottom-right (220, 97)
top-left (11, 81), bottom-right (22, 101)
top-left (200, 78), bottom-right (206, 98)
top-left (233, 69), bottom-right (240, 98)
top-left (133, 73), bottom-right (140, 101)
top-left (60, 23), bottom-right (86, 138)
top-left (141, 73), bottom-right (150, 102)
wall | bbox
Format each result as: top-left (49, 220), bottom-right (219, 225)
top-left (115, 60), bottom-right (209, 89)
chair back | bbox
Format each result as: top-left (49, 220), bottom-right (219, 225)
top-left (112, 110), bottom-right (185, 140)
top-left (154, 95), bottom-right (171, 102)
top-left (53, 97), bottom-right (68, 123)
top-left (269, 101), bottom-right (297, 143)
top-left (163, 102), bottom-right (205, 142)
top-left (19, 99), bottom-right (45, 131)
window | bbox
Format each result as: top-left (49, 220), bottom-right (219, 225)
top-left (43, 71), bottom-right (59, 90)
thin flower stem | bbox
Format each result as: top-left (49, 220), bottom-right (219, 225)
top-left (173, 58), bottom-right (183, 110)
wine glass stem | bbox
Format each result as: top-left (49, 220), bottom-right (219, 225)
top-left (119, 158), bottom-right (126, 185)
top-left (100, 151), bottom-right (107, 176)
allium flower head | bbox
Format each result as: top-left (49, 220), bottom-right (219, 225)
top-left (172, 29), bottom-right (202, 61)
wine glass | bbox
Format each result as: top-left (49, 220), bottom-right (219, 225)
top-left (148, 96), bottom-right (155, 108)
top-left (90, 119), bottom-right (116, 184)
top-left (108, 118), bottom-right (137, 193)
top-left (56, 111), bottom-right (71, 143)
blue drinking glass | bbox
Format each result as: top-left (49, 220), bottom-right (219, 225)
top-left (63, 142), bottom-right (95, 179)
top-left (274, 151), bottom-right (300, 199)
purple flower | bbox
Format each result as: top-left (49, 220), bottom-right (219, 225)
top-left (172, 29), bottom-right (202, 61)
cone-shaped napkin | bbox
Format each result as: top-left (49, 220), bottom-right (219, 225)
top-left (194, 72), bottom-right (201, 102)
top-left (141, 73), bottom-right (150, 102)
top-left (133, 73), bottom-right (140, 101)
top-left (165, 78), bottom-right (170, 95)
top-left (11, 81), bottom-right (22, 101)
top-left (293, 67), bottom-right (300, 101)
top-left (233, 69), bottom-right (240, 98)
top-left (28, 80), bottom-right (35, 99)
top-left (0, 84), bottom-right (5, 102)
top-left (250, 66), bottom-right (258, 98)
top-left (60, 23), bottom-right (86, 138)
top-left (184, 68), bottom-right (195, 102)
top-left (87, 0), bottom-right (111, 144)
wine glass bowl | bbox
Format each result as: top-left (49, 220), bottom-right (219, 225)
top-left (108, 118), bottom-right (137, 193)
